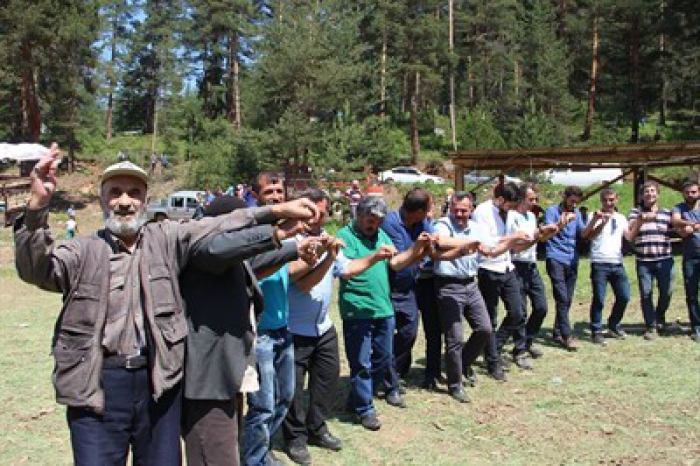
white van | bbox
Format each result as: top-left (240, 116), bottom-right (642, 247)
top-left (543, 168), bottom-right (623, 187)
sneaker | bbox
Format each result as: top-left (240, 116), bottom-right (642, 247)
top-left (449, 388), bottom-right (471, 403)
top-left (643, 328), bottom-right (657, 340)
top-left (359, 413), bottom-right (381, 431)
top-left (527, 345), bottom-right (544, 359)
top-left (284, 443), bottom-right (312, 465)
top-left (463, 366), bottom-right (477, 387)
top-left (591, 332), bottom-right (607, 346)
top-left (385, 391), bottom-right (407, 408)
top-left (514, 353), bottom-right (533, 370)
top-left (607, 327), bottom-right (627, 339)
top-left (488, 365), bottom-right (507, 382)
top-left (309, 431), bottom-right (342, 451)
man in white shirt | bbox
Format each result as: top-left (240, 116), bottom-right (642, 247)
top-left (506, 185), bottom-right (558, 357)
top-left (582, 188), bottom-right (632, 344)
top-left (471, 182), bottom-right (532, 381)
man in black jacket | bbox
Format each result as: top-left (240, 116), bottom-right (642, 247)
top-left (180, 195), bottom-right (318, 466)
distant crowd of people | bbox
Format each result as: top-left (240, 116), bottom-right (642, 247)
top-left (14, 144), bottom-right (700, 466)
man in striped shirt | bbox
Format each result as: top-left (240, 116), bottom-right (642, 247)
top-left (628, 181), bottom-right (675, 340)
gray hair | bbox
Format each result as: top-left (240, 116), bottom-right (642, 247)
top-left (356, 196), bottom-right (388, 218)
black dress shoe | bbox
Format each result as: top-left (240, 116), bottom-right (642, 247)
top-left (385, 391), bottom-right (407, 408)
top-left (421, 379), bottom-right (438, 390)
top-left (488, 365), bottom-right (507, 382)
top-left (449, 388), bottom-right (471, 403)
top-left (359, 413), bottom-right (381, 431)
top-left (463, 366), bottom-right (477, 387)
top-left (284, 443), bottom-right (312, 465)
top-left (309, 431), bottom-right (342, 451)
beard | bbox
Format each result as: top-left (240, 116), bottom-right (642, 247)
top-left (104, 208), bottom-right (147, 237)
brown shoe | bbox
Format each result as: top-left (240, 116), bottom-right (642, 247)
top-left (554, 336), bottom-right (578, 352)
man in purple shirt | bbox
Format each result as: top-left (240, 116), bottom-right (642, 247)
top-left (543, 186), bottom-right (587, 351)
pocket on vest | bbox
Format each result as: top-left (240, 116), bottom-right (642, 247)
top-left (149, 265), bottom-right (176, 308)
top-left (52, 332), bottom-right (100, 406)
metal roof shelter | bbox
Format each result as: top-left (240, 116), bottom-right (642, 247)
top-left (449, 142), bottom-right (700, 203)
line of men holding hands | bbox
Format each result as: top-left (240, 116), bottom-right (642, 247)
top-left (14, 143), bottom-right (700, 465)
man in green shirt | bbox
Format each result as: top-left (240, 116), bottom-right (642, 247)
top-left (335, 197), bottom-right (430, 430)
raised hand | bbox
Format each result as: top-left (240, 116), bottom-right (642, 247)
top-left (29, 142), bottom-right (61, 209)
top-left (297, 237), bottom-right (319, 265)
top-left (271, 198), bottom-right (320, 224)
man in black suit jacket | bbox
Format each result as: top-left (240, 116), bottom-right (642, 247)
top-left (180, 196), bottom-right (316, 466)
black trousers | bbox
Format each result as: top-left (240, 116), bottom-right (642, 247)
top-left (283, 325), bottom-right (340, 445)
top-left (182, 397), bottom-right (241, 466)
top-left (545, 258), bottom-right (578, 339)
top-left (416, 277), bottom-right (442, 383)
top-left (514, 261), bottom-right (549, 345)
top-left (67, 367), bottom-right (182, 466)
top-left (478, 268), bottom-right (527, 367)
top-left (435, 278), bottom-right (492, 392)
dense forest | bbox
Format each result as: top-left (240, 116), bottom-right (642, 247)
top-left (1, 1), bottom-right (699, 186)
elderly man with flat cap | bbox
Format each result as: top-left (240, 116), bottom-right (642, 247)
top-left (13, 143), bottom-right (319, 466)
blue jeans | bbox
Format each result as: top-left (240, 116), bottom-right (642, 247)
top-left (682, 257), bottom-right (700, 332)
top-left (636, 258), bottom-right (674, 329)
top-left (243, 329), bottom-right (295, 466)
top-left (589, 263), bottom-right (630, 333)
top-left (343, 316), bottom-right (395, 417)
top-left (546, 259), bottom-right (578, 339)
top-left (388, 289), bottom-right (419, 382)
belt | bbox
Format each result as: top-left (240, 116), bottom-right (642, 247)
top-left (436, 275), bottom-right (475, 284)
top-left (103, 353), bottom-right (148, 370)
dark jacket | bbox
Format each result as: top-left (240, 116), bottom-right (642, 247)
top-left (14, 205), bottom-right (277, 413)
top-left (181, 240), bottom-right (299, 400)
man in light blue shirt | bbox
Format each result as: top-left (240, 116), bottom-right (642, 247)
top-left (282, 189), bottom-right (344, 464)
top-left (543, 186), bottom-right (587, 351)
top-left (432, 192), bottom-right (492, 403)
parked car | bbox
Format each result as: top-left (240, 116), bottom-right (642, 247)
top-left (147, 190), bottom-right (203, 221)
top-left (543, 167), bottom-right (623, 187)
top-left (463, 172), bottom-right (523, 185)
top-left (379, 166), bottom-right (445, 184)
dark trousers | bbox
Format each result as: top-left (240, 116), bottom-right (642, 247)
top-left (416, 277), bottom-right (442, 383)
top-left (636, 258), bottom-right (674, 328)
top-left (283, 326), bottom-right (340, 445)
top-left (435, 278), bottom-right (492, 392)
top-left (478, 268), bottom-right (527, 367)
top-left (387, 289), bottom-right (420, 383)
top-left (589, 262), bottom-right (630, 333)
top-left (514, 261), bottom-right (549, 345)
top-left (683, 257), bottom-right (700, 331)
top-left (67, 367), bottom-right (182, 466)
top-left (546, 258), bottom-right (579, 339)
top-left (182, 398), bottom-right (240, 466)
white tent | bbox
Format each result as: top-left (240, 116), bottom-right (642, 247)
top-left (0, 143), bottom-right (48, 163)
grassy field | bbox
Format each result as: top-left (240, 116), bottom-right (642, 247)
top-left (1, 216), bottom-right (699, 466)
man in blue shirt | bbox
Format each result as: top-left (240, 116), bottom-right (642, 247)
top-left (543, 186), bottom-right (587, 351)
top-left (671, 180), bottom-right (700, 342)
top-left (243, 172), bottom-right (320, 466)
top-left (379, 187), bottom-right (434, 403)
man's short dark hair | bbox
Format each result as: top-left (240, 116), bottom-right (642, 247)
top-left (600, 188), bottom-right (617, 199)
top-left (495, 181), bottom-right (522, 203)
top-left (642, 180), bottom-right (659, 191)
top-left (564, 186), bottom-right (584, 198)
top-left (402, 187), bottom-right (432, 213)
top-left (682, 179), bottom-right (699, 190)
top-left (297, 188), bottom-right (330, 208)
top-left (251, 172), bottom-right (284, 194)
top-left (451, 191), bottom-right (473, 205)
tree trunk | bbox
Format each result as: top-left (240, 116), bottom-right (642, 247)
top-left (410, 71), bottom-right (420, 163)
top-left (106, 18), bottom-right (117, 141)
top-left (629, 12), bottom-right (641, 143)
top-left (448, 0), bottom-right (457, 150)
top-left (379, 31), bottom-right (387, 118)
top-left (557, 0), bottom-right (568, 39)
top-left (20, 43), bottom-right (40, 142)
top-left (582, 14), bottom-right (599, 141)
top-left (659, 1), bottom-right (668, 126)
top-left (227, 33), bottom-right (241, 129)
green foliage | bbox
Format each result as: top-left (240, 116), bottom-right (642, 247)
top-left (456, 107), bottom-right (507, 149)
